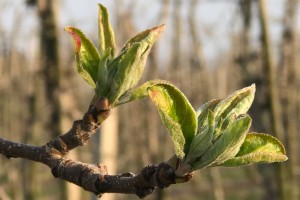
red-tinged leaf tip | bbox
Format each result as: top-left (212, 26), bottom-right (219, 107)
top-left (65, 27), bottom-right (81, 53)
top-left (154, 24), bottom-right (165, 35)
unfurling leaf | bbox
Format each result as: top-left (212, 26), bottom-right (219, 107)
top-left (221, 133), bottom-right (288, 167)
top-left (98, 3), bottom-right (115, 58)
top-left (96, 49), bottom-right (111, 98)
top-left (213, 84), bottom-right (255, 121)
top-left (196, 99), bottom-right (220, 132)
top-left (107, 25), bottom-right (165, 105)
top-left (65, 26), bottom-right (100, 88)
top-left (148, 83), bottom-right (197, 159)
top-left (191, 115), bottom-right (251, 170)
top-left (185, 110), bottom-right (215, 164)
top-left (115, 80), bottom-right (170, 105)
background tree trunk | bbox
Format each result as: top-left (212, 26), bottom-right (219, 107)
top-left (37, 0), bottom-right (66, 199)
top-left (279, 0), bottom-right (299, 199)
top-left (257, 0), bottom-right (287, 199)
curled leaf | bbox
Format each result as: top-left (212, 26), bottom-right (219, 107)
top-left (221, 133), bottom-right (288, 167)
top-left (96, 48), bottom-right (111, 98)
top-left (192, 115), bottom-right (251, 170)
top-left (98, 3), bottom-right (115, 58)
top-left (120, 24), bottom-right (165, 53)
top-left (148, 83), bottom-right (197, 159)
top-left (107, 25), bottom-right (165, 105)
top-left (196, 99), bottom-right (220, 133)
top-left (65, 26), bottom-right (100, 88)
top-left (214, 84), bottom-right (255, 121)
top-left (185, 110), bottom-right (215, 164)
top-left (115, 80), bottom-right (170, 105)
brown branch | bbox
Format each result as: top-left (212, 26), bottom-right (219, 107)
top-left (0, 98), bottom-right (192, 198)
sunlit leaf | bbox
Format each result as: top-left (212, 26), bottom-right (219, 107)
top-left (148, 83), bottom-right (197, 158)
top-left (96, 48), bottom-right (111, 98)
top-left (119, 25), bottom-right (165, 54)
top-left (115, 80), bottom-right (171, 106)
top-left (185, 110), bottom-right (215, 164)
top-left (221, 133), bottom-right (288, 167)
top-left (192, 115), bottom-right (251, 170)
top-left (98, 3), bottom-right (115, 58)
top-left (107, 25), bottom-right (165, 105)
top-left (196, 99), bottom-right (220, 133)
top-left (65, 26), bottom-right (100, 88)
top-left (214, 84), bottom-right (255, 121)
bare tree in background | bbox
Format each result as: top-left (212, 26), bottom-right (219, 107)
top-left (36, 0), bottom-right (66, 199)
top-left (279, 0), bottom-right (299, 199)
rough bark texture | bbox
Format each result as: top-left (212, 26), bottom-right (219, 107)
top-left (0, 98), bottom-right (189, 198)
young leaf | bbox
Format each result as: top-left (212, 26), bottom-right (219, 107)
top-left (221, 133), bottom-right (288, 167)
top-left (119, 25), bottom-right (165, 54)
top-left (98, 3), bottom-right (115, 58)
top-left (192, 115), bottom-right (251, 170)
top-left (107, 25), bottom-right (165, 105)
top-left (115, 80), bottom-right (171, 106)
top-left (196, 99), bottom-right (220, 133)
top-left (65, 26), bottom-right (100, 88)
top-left (96, 48), bottom-right (111, 98)
top-left (196, 99), bottom-right (220, 118)
top-left (213, 84), bottom-right (255, 121)
top-left (185, 110), bottom-right (215, 164)
top-left (148, 83), bottom-right (197, 158)
top-left (107, 43), bottom-right (147, 105)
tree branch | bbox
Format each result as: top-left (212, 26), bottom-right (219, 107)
top-left (0, 98), bottom-right (192, 198)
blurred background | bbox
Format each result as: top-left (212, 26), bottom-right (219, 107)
top-left (0, 0), bottom-right (299, 199)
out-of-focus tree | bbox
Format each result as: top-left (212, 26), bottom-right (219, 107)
top-left (279, 0), bottom-right (299, 199)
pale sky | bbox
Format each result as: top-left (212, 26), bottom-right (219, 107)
top-left (1, 0), bottom-right (298, 62)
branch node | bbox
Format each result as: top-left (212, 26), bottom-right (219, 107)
top-left (156, 163), bottom-right (176, 189)
top-left (96, 163), bottom-right (108, 175)
top-left (136, 187), bottom-right (154, 199)
top-left (95, 175), bottom-right (112, 195)
top-left (141, 165), bottom-right (156, 181)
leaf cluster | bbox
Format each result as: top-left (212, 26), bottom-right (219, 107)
top-left (66, 3), bottom-right (288, 179)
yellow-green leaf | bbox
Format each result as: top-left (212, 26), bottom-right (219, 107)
top-left (214, 84), bottom-right (255, 121)
top-left (221, 133), bottom-right (288, 167)
top-left (119, 25), bottom-right (165, 54)
top-left (196, 99), bottom-right (220, 134)
top-left (98, 4), bottom-right (115, 58)
top-left (65, 26), bottom-right (100, 88)
top-left (107, 25), bottom-right (165, 105)
top-left (96, 48), bottom-right (111, 98)
top-left (115, 80), bottom-right (171, 106)
top-left (185, 110), bottom-right (215, 164)
top-left (192, 115), bottom-right (251, 170)
top-left (148, 83), bottom-right (197, 158)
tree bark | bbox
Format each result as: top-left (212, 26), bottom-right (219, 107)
top-left (0, 98), bottom-right (191, 198)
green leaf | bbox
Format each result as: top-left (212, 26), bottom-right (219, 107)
top-left (65, 26), bottom-right (100, 88)
top-left (115, 80), bottom-right (170, 106)
top-left (96, 48), bottom-right (111, 98)
top-left (213, 112), bottom-right (236, 140)
top-left (196, 99), bottom-right (220, 133)
top-left (192, 115), bottom-right (251, 170)
top-left (214, 84), bottom-right (255, 121)
top-left (148, 83), bottom-right (197, 159)
top-left (98, 4), bottom-right (115, 58)
top-left (221, 133), bottom-right (288, 167)
top-left (119, 25), bottom-right (165, 54)
top-left (107, 25), bottom-right (165, 105)
top-left (185, 110), bottom-right (215, 164)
